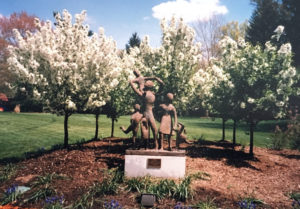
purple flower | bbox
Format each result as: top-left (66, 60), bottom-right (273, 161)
top-left (104, 200), bottom-right (122, 209)
top-left (45, 195), bottom-right (64, 205)
top-left (6, 185), bottom-right (17, 194)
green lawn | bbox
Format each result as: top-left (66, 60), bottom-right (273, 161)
top-left (0, 112), bottom-right (286, 160)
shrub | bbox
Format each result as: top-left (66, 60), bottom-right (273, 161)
top-left (286, 115), bottom-right (300, 150)
top-left (269, 125), bottom-right (288, 150)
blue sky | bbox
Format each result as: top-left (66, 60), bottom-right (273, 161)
top-left (0, 0), bottom-right (254, 48)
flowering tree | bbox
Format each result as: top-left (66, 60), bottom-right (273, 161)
top-left (193, 61), bottom-right (236, 142)
top-left (8, 10), bottom-right (120, 147)
top-left (77, 27), bottom-right (120, 140)
top-left (0, 12), bottom-right (38, 97)
top-left (103, 52), bottom-right (136, 137)
top-left (211, 26), bottom-right (298, 155)
top-left (129, 17), bottom-right (202, 114)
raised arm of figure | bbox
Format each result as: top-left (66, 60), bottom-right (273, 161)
top-left (144, 76), bottom-right (165, 85)
top-left (130, 80), bottom-right (143, 97)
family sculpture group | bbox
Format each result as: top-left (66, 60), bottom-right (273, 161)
top-left (120, 69), bottom-right (188, 151)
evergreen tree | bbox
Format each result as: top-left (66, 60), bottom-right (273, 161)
top-left (246, 0), bottom-right (282, 45)
top-left (281, 0), bottom-right (300, 67)
top-left (125, 32), bottom-right (141, 53)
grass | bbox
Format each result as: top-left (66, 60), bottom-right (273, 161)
top-left (0, 112), bottom-right (287, 160)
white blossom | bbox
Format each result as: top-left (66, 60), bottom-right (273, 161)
top-left (240, 102), bottom-right (246, 109)
top-left (274, 25), bottom-right (284, 35)
top-left (247, 97), bottom-right (255, 104)
top-left (8, 10), bottom-right (120, 115)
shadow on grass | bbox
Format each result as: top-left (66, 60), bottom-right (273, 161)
top-left (187, 139), bottom-right (260, 170)
top-left (0, 138), bottom-right (110, 165)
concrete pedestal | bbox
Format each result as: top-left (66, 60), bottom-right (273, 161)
top-left (124, 149), bottom-right (186, 178)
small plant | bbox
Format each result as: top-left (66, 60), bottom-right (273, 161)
top-left (238, 197), bottom-right (264, 209)
top-left (290, 192), bottom-right (300, 209)
top-left (126, 176), bottom-right (194, 202)
top-left (238, 200), bottom-right (256, 209)
top-left (194, 198), bottom-right (218, 209)
top-left (173, 176), bottom-right (193, 202)
top-left (32, 173), bottom-right (65, 187)
top-left (43, 195), bottom-right (64, 209)
top-left (0, 164), bottom-right (17, 183)
top-left (93, 179), bottom-right (118, 196)
top-left (109, 168), bottom-right (124, 184)
top-left (0, 184), bottom-right (19, 205)
top-left (148, 179), bottom-right (176, 200)
top-left (71, 191), bottom-right (95, 209)
top-left (25, 186), bottom-right (55, 203)
top-left (23, 173), bottom-right (63, 203)
top-left (174, 202), bottom-right (192, 209)
top-left (189, 171), bottom-right (211, 181)
top-left (125, 176), bottom-right (151, 193)
top-left (292, 200), bottom-right (300, 209)
top-left (104, 200), bottom-right (122, 209)
top-left (93, 168), bottom-right (124, 196)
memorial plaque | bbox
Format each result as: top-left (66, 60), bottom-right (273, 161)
top-left (147, 158), bottom-right (161, 169)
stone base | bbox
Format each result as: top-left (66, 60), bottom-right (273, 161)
top-left (124, 149), bottom-right (186, 178)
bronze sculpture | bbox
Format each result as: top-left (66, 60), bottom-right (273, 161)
top-left (130, 70), bottom-right (164, 149)
top-left (123, 69), bottom-right (189, 151)
top-left (159, 93), bottom-right (177, 150)
top-left (120, 104), bottom-right (143, 146)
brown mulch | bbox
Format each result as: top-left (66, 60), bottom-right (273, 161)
top-left (0, 138), bottom-right (299, 209)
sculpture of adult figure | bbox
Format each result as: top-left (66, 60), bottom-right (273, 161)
top-left (131, 69), bottom-right (164, 92)
top-left (159, 93), bottom-right (177, 151)
top-left (120, 104), bottom-right (143, 147)
top-left (130, 71), bottom-right (164, 150)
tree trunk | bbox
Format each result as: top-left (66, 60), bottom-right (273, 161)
top-left (249, 121), bottom-right (254, 155)
top-left (111, 118), bottom-right (115, 137)
top-left (94, 114), bottom-right (99, 140)
top-left (233, 119), bottom-right (236, 146)
top-left (64, 113), bottom-right (70, 148)
top-left (221, 118), bottom-right (225, 141)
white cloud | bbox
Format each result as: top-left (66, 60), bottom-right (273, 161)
top-left (152, 0), bottom-right (228, 22)
top-left (0, 14), bottom-right (3, 19)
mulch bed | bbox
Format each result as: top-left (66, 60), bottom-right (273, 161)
top-left (0, 138), bottom-right (299, 208)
